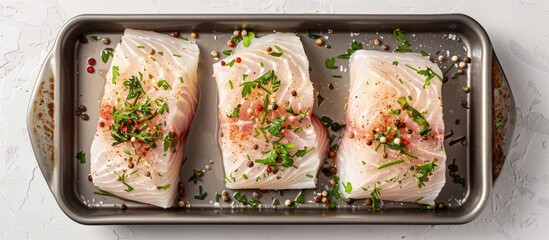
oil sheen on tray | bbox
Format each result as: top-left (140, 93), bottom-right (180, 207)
top-left (213, 33), bottom-right (329, 189)
top-left (90, 29), bottom-right (200, 208)
top-left (336, 50), bottom-right (447, 204)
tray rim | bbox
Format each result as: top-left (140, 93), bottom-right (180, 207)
top-left (29, 13), bottom-right (494, 225)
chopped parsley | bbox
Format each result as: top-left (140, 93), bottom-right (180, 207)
top-left (227, 105), bottom-right (240, 118)
top-left (242, 32), bottom-right (255, 47)
top-left (111, 65), bottom-right (120, 84)
top-left (172, 53), bottom-right (182, 58)
top-left (240, 70), bottom-right (279, 97)
top-left (289, 190), bottom-right (307, 207)
top-left (222, 49), bottom-right (232, 55)
top-left (405, 64), bottom-right (442, 88)
top-left (94, 190), bottom-right (114, 196)
top-left (75, 151), bottom-right (86, 164)
top-left (115, 170), bottom-right (134, 193)
top-left (392, 60), bottom-right (399, 66)
top-left (156, 184), bottom-right (170, 190)
top-left (413, 159), bottom-right (437, 188)
top-left (370, 183), bottom-right (381, 211)
top-left (156, 79), bottom-right (172, 90)
top-left (305, 31), bottom-right (322, 39)
top-left (178, 76), bottom-right (184, 84)
top-left (398, 96), bottom-right (431, 136)
top-left (337, 40), bottom-right (362, 59)
top-left (233, 192), bottom-right (261, 209)
top-left (393, 28), bottom-right (412, 53)
top-left (101, 48), bottom-right (114, 63)
top-left (344, 182), bottom-right (353, 193)
top-left (305, 173), bottom-right (314, 178)
top-left (188, 169), bottom-right (200, 184)
top-left (325, 57), bottom-right (338, 69)
top-left (268, 45), bottom-right (283, 57)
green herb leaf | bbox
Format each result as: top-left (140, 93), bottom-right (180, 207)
top-left (420, 50), bottom-right (429, 57)
top-left (178, 76), bottom-right (184, 84)
top-left (94, 190), bottom-right (114, 196)
top-left (222, 49), bottom-right (233, 55)
top-left (392, 61), bottom-right (399, 66)
top-left (227, 106), bottom-right (240, 118)
top-left (111, 65), bottom-right (120, 84)
top-left (157, 80), bottom-right (172, 90)
top-left (269, 45), bottom-right (283, 57)
top-left (305, 31), bottom-right (322, 39)
top-left (101, 48), bottom-right (114, 63)
top-left (188, 169), bottom-right (200, 184)
top-left (377, 159), bottom-right (405, 169)
top-left (317, 94), bottom-right (325, 106)
top-left (242, 32), bottom-right (255, 47)
top-left (305, 173), bottom-right (314, 178)
top-left (337, 40), bottom-right (362, 59)
top-left (393, 28), bottom-right (406, 42)
top-left (388, 108), bottom-right (401, 115)
top-left (76, 151), bottom-right (86, 164)
top-left (156, 184), bottom-right (171, 190)
top-left (344, 182), bottom-right (353, 193)
top-left (294, 147), bottom-right (314, 158)
top-left (325, 57), bottom-right (338, 69)
top-left (194, 185), bottom-right (208, 200)
top-left (320, 116), bottom-right (333, 128)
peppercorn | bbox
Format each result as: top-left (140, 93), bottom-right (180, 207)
top-left (315, 195), bottom-right (322, 203)
top-left (266, 167), bottom-right (273, 173)
top-left (190, 32), bottom-right (198, 39)
top-left (205, 164), bottom-right (211, 171)
top-left (330, 122), bottom-right (339, 131)
top-left (464, 56), bottom-right (471, 63)
top-left (328, 150), bottom-right (336, 158)
top-left (267, 47), bottom-right (272, 52)
top-left (449, 170), bottom-right (459, 177)
top-left (79, 35), bottom-right (89, 44)
top-left (285, 199), bottom-right (292, 206)
top-left (241, 30), bottom-right (248, 36)
top-left (223, 196), bottom-right (230, 202)
top-left (233, 30), bottom-right (239, 36)
top-left (271, 103), bottom-right (278, 110)
top-left (421, 135), bottom-right (428, 140)
top-left (438, 55), bottom-right (446, 62)
top-left (381, 45), bottom-right (389, 51)
top-left (128, 162), bottom-right (134, 169)
top-left (222, 190), bottom-right (229, 196)
top-left (171, 32), bottom-right (180, 38)
top-left (119, 204), bottom-right (127, 210)
top-left (455, 119), bottom-right (460, 125)
top-left (451, 55), bottom-right (459, 62)
top-left (87, 174), bottom-right (93, 181)
top-left (330, 166), bottom-right (337, 174)
top-left (247, 161), bottom-right (254, 168)
top-left (407, 129), bottom-right (412, 134)
top-left (461, 100), bottom-right (468, 108)
top-left (448, 164), bottom-right (458, 171)
top-left (291, 90), bottom-right (297, 96)
top-left (461, 139), bottom-right (468, 146)
top-left (81, 114), bottom-right (89, 121)
top-left (102, 37), bottom-right (110, 45)
top-left (211, 51), bottom-right (219, 58)
top-left (364, 198), bottom-right (373, 206)
top-left (322, 167), bottom-right (333, 177)
top-left (366, 140), bottom-right (373, 146)
top-left (315, 38), bottom-right (324, 46)
top-left (86, 66), bottom-right (95, 73)
top-left (346, 199), bottom-right (355, 205)
top-left (227, 40), bottom-right (236, 48)
top-left (196, 170), bottom-right (203, 177)
top-left (437, 202), bottom-right (446, 209)
top-left (178, 200), bottom-right (185, 208)
top-left (235, 57), bottom-right (242, 63)
top-left (149, 49), bottom-right (156, 55)
top-left (253, 191), bottom-right (261, 199)
top-left (457, 69), bottom-right (465, 75)
top-left (374, 38), bottom-right (381, 46)
top-left (348, 132), bottom-right (355, 139)
top-left (329, 179), bottom-right (336, 186)
top-left (78, 105), bottom-right (87, 112)
top-left (394, 119), bottom-right (401, 127)
top-left (459, 61), bottom-right (467, 69)
top-left (463, 86), bottom-right (471, 93)
top-left (253, 144), bottom-right (259, 150)
top-left (382, 153), bottom-right (388, 158)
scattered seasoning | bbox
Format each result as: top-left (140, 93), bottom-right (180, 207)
top-left (79, 35), bottom-right (89, 44)
top-left (119, 204), bottom-right (127, 210)
top-left (315, 38), bottom-right (324, 46)
top-left (392, 28), bottom-right (412, 52)
top-left (220, 61), bottom-right (226, 66)
top-left (438, 55), bottom-right (446, 62)
top-left (449, 136), bottom-right (467, 146)
top-left (328, 150), bottom-right (336, 158)
top-left (451, 55), bottom-right (459, 62)
top-left (75, 151), bottom-right (86, 164)
top-left (90, 36), bottom-right (100, 41)
top-left (460, 99), bottom-right (468, 108)
top-left (194, 185), bottom-right (208, 200)
top-left (128, 162), bottom-right (134, 169)
top-left (190, 31), bottom-right (198, 39)
top-left (94, 190), bottom-right (114, 196)
top-left (374, 38), bottom-right (381, 46)
top-left (78, 105), bottom-right (87, 112)
top-left (205, 164), bottom-right (211, 171)
top-left (464, 56), bottom-right (471, 63)
top-left (381, 44), bottom-right (389, 51)
top-left (420, 50), bottom-right (429, 57)
top-left (253, 191), bottom-right (261, 199)
top-left (88, 58), bottom-right (96, 66)
top-left (305, 31), bottom-right (322, 39)
top-left (459, 61), bottom-right (467, 68)
top-left (81, 114), bottom-right (89, 121)
top-left (235, 57), bottom-right (242, 63)
top-left (157, 184), bottom-right (170, 190)
top-left (364, 198), bottom-right (373, 206)
top-left (325, 57), bottom-right (338, 69)
top-left (463, 86), bottom-right (470, 93)
top-left (101, 48), bottom-right (114, 63)
top-left (178, 200), bottom-right (185, 208)
top-left (455, 119), bottom-right (460, 125)
top-left (211, 51), bottom-right (219, 58)
top-left (171, 32), bottom-right (180, 38)
top-left (87, 174), bottom-right (93, 181)
top-left (378, 159), bottom-right (404, 169)
top-left (268, 45), bottom-right (283, 57)
top-left (227, 40), bottom-right (236, 48)
top-left (495, 122), bottom-right (503, 129)
top-left (102, 37), bottom-right (110, 45)
top-left (337, 40), bottom-right (362, 59)
top-left (86, 66), bottom-right (95, 73)
top-left (437, 202), bottom-right (446, 209)
top-left (284, 199), bottom-right (292, 206)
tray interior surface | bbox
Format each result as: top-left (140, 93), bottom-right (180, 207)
top-left (53, 15), bottom-right (490, 223)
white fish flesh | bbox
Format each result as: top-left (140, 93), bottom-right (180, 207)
top-left (336, 50), bottom-right (446, 205)
top-left (213, 33), bottom-right (328, 189)
top-left (90, 29), bottom-right (200, 208)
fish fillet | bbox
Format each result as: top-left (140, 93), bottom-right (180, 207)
top-left (213, 33), bottom-right (328, 189)
top-left (90, 29), bottom-right (199, 208)
top-left (336, 50), bottom-right (446, 204)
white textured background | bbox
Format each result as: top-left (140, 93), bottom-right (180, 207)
top-left (1, 0), bottom-right (548, 239)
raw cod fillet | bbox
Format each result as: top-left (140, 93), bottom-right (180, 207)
top-left (90, 29), bottom-right (199, 208)
top-left (336, 50), bottom-right (446, 204)
top-left (213, 33), bottom-right (328, 189)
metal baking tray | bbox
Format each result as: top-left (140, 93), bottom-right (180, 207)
top-left (27, 14), bottom-right (515, 224)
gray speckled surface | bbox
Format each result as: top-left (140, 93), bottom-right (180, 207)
top-left (1, 0), bottom-right (548, 239)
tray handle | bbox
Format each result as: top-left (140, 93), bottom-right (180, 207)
top-left (492, 52), bottom-right (516, 183)
top-left (27, 50), bottom-right (57, 193)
